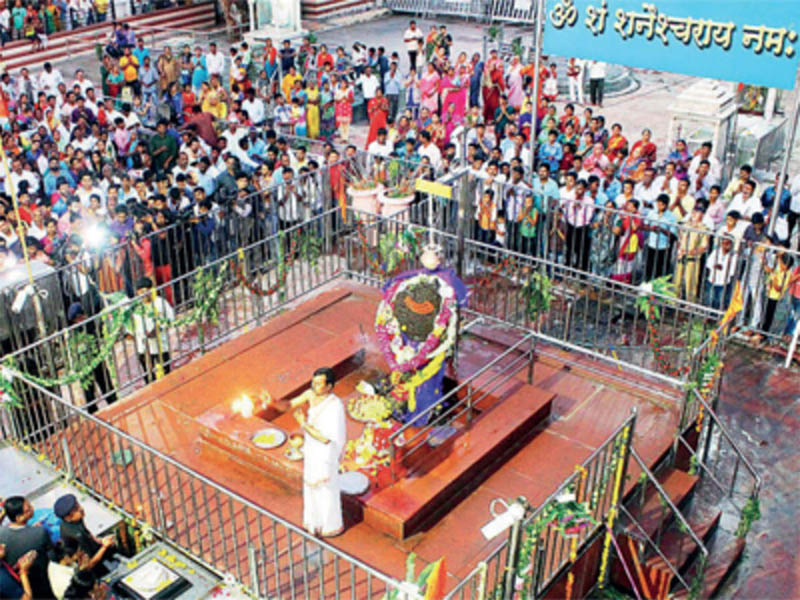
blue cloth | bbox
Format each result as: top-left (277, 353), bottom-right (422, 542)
top-left (760, 185), bottom-right (791, 217)
top-left (30, 508), bottom-right (61, 544)
top-left (0, 564), bottom-right (22, 600)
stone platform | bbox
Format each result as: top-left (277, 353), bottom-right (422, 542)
top-left (94, 282), bottom-right (684, 592)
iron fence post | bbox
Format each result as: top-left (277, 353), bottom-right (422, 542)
top-left (502, 516), bottom-right (522, 600)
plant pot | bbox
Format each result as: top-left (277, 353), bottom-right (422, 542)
top-left (379, 192), bottom-right (415, 220)
top-left (348, 184), bottom-right (383, 216)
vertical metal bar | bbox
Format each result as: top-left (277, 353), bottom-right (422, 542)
top-left (271, 521), bottom-right (282, 598)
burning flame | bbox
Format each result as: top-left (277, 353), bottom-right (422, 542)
top-left (232, 394), bottom-right (255, 418)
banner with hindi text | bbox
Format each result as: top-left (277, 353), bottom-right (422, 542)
top-left (543, 0), bottom-right (800, 89)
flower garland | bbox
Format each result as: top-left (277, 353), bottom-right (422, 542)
top-left (636, 276), bottom-right (689, 377)
top-left (3, 265), bottom-right (230, 402)
top-left (597, 423), bottom-right (631, 590)
top-left (170, 263), bottom-right (229, 328)
top-left (2, 304), bottom-right (134, 403)
top-left (375, 273), bottom-right (458, 373)
top-left (514, 490), bottom-right (596, 593)
top-left (231, 236), bottom-right (297, 298)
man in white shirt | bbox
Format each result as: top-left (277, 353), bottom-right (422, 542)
top-left (205, 42), bottom-right (225, 79)
top-left (634, 167), bottom-right (660, 210)
top-left (403, 20), bottom-right (423, 69)
top-left (241, 88), bottom-right (265, 125)
top-left (727, 179), bottom-right (761, 222)
top-left (221, 121), bottom-right (246, 151)
top-left (418, 131), bottom-right (441, 169)
top-left (70, 69), bottom-right (94, 95)
top-left (653, 161), bottom-right (680, 196)
top-left (357, 66), bottom-right (380, 102)
top-left (688, 142), bottom-right (722, 183)
top-left (75, 173), bottom-right (106, 207)
top-left (367, 128), bottom-right (393, 157)
top-left (722, 164), bottom-right (758, 202)
top-left (38, 62), bottom-right (63, 96)
top-left (588, 60), bottom-right (606, 107)
top-left (704, 236), bottom-right (737, 309)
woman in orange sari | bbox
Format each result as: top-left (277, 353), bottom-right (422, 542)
top-left (606, 122), bottom-right (628, 162)
top-left (365, 88), bottom-right (389, 149)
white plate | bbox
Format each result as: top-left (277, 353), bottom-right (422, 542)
top-left (340, 471), bottom-right (370, 495)
top-left (251, 428), bottom-right (286, 449)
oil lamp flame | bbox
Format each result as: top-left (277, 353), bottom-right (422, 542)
top-left (232, 394), bottom-right (255, 418)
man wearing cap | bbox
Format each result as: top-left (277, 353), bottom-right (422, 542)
top-left (55, 494), bottom-right (115, 574)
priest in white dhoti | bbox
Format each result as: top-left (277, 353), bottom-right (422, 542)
top-left (272, 367), bottom-right (347, 537)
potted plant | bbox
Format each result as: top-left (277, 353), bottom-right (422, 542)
top-left (347, 176), bottom-right (383, 216)
top-left (379, 180), bottom-right (416, 219)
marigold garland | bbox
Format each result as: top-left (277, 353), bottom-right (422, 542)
top-left (597, 423), bottom-right (631, 589)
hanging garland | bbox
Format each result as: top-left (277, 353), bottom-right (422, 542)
top-left (523, 272), bottom-right (554, 323)
top-left (636, 276), bottom-right (689, 377)
top-left (597, 423), bottom-right (631, 590)
top-left (2, 304), bottom-right (134, 402)
top-left (231, 236), bottom-right (297, 297)
top-left (514, 489), bottom-right (596, 592)
top-left (170, 263), bottom-right (230, 328)
top-left (2, 265), bottom-right (230, 402)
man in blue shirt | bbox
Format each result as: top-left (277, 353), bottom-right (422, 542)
top-left (760, 172), bottom-right (792, 225)
top-left (132, 38), bottom-right (150, 67)
top-left (383, 62), bottom-right (403, 121)
top-left (644, 193), bottom-right (678, 280)
top-left (538, 130), bottom-right (563, 175)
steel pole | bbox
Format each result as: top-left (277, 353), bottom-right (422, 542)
top-left (768, 67), bottom-right (800, 237)
top-left (528, 0), bottom-right (545, 179)
top-left (0, 140), bottom-right (48, 341)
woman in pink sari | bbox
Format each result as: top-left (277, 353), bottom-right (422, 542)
top-left (443, 103), bottom-right (459, 144)
top-left (440, 65), bottom-right (467, 123)
top-left (506, 56), bottom-right (524, 109)
top-left (420, 63), bottom-right (441, 115)
top-left (584, 142), bottom-right (610, 177)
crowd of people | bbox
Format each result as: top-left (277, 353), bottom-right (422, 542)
top-left (0, 493), bottom-right (119, 599)
top-left (0, 20), bottom-right (798, 355)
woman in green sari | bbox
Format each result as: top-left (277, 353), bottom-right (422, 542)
top-left (319, 80), bottom-right (336, 140)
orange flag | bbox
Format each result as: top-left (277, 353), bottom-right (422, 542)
top-left (720, 280), bottom-right (744, 328)
top-left (424, 558), bottom-right (447, 600)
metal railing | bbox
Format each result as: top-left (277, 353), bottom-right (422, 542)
top-left (4, 209), bottom-right (345, 421)
top-left (617, 448), bottom-right (710, 597)
top-left (383, 0), bottom-right (537, 23)
top-left (5, 377), bottom-right (420, 600)
top-left (444, 411), bottom-right (637, 600)
top-left (677, 389), bottom-right (761, 510)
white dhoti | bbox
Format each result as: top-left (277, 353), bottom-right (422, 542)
top-left (303, 394), bottom-right (347, 536)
